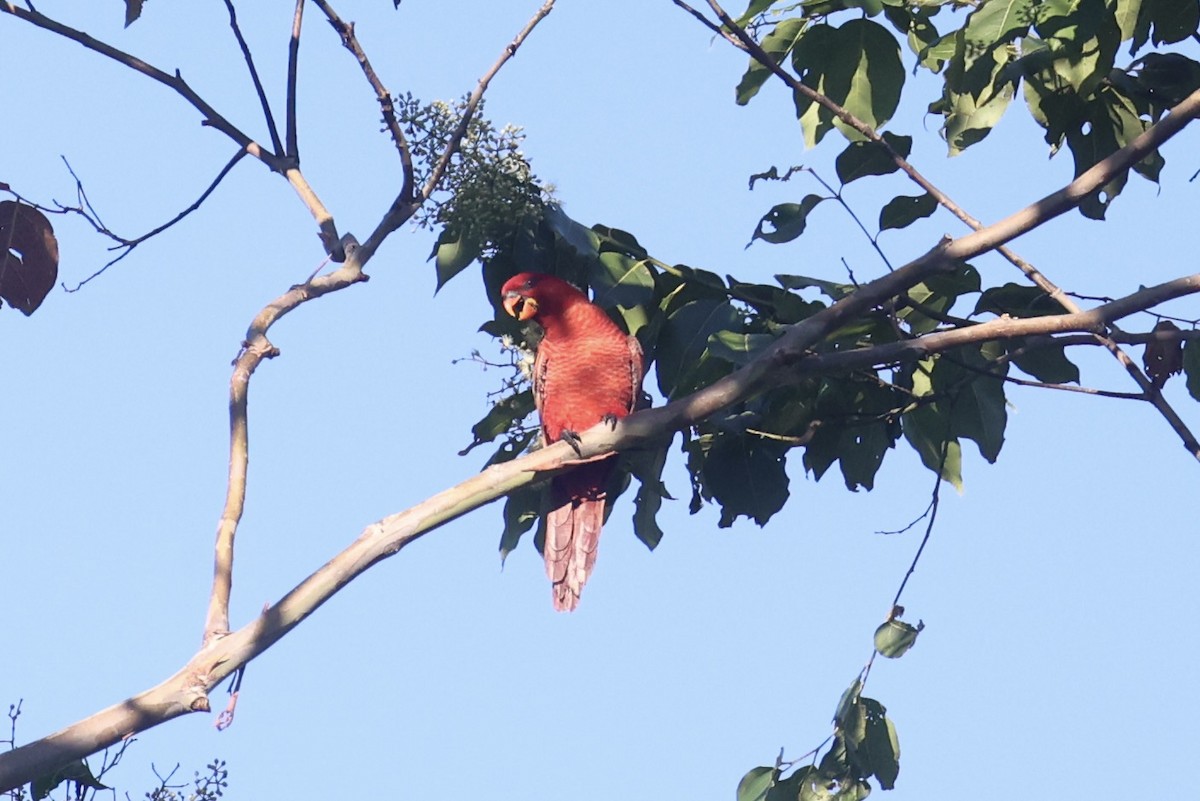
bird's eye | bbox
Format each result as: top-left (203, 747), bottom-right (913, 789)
top-left (521, 276), bottom-right (538, 290)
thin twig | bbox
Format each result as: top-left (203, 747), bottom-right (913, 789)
top-left (310, 0), bottom-right (414, 201)
top-left (357, 0), bottom-right (558, 264)
top-left (286, 0), bottom-right (304, 159)
top-left (6, 120), bottom-right (1198, 783)
top-left (63, 150), bottom-right (248, 291)
top-left (222, 0), bottom-right (285, 156)
top-left (690, 2), bottom-right (1200, 460)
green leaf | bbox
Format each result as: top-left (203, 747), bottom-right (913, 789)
top-left (630, 446), bottom-right (672, 551)
top-left (1183, 339), bottom-right (1200, 402)
top-left (738, 766), bottom-right (779, 801)
top-left (791, 20), bottom-right (905, 146)
top-left (835, 132), bottom-right (913, 184)
top-left (974, 282), bottom-right (1059, 316)
top-left (431, 226), bottom-right (482, 291)
top-left (591, 224), bottom-right (649, 259)
top-left (729, 278), bottom-right (823, 322)
top-left (591, 250), bottom-right (656, 311)
top-left (499, 486), bottom-right (541, 565)
top-left (879, 192), bottom-right (938, 231)
top-left (834, 19), bottom-right (906, 139)
top-left (1137, 0), bottom-right (1200, 45)
top-left (837, 422), bottom-right (894, 491)
top-left (859, 698), bottom-right (901, 790)
top-left (32, 760), bottom-right (106, 801)
top-left (941, 45), bottom-right (1018, 155)
top-left (874, 618), bottom-right (924, 658)
top-left (655, 299), bottom-right (742, 399)
top-left (901, 359), bottom-right (964, 490)
top-left (903, 406), bottom-right (964, 490)
top-left (776, 273), bottom-right (853, 300)
top-left (964, 0), bottom-right (1037, 46)
top-left (544, 204), bottom-right (599, 257)
top-left (791, 24), bottom-right (841, 148)
top-left (1115, 0), bottom-right (1144, 40)
top-left (751, 195), bottom-right (826, 244)
top-left (738, 18), bottom-right (808, 105)
top-left (703, 434), bottom-right (790, 527)
top-left (1008, 339), bottom-right (1080, 383)
top-left (833, 678), bottom-right (864, 727)
top-left (707, 330), bottom-right (776, 366)
top-left (735, 0), bottom-right (782, 27)
top-left (939, 344), bottom-right (1008, 463)
top-left (459, 389), bottom-right (535, 456)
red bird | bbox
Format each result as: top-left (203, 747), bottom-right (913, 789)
top-left (501, 272), bottom-right (644, 611)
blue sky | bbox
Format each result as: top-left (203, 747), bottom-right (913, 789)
top-left (3, 2), bottom-right (1198, 800)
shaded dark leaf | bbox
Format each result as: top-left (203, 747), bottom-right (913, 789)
top-left (124, 0), bottom-right (146, 26)
top-left (459, 389), bottom-right (535, 456)
top-left (703, 434), bottom-right (789, 527)
top-left (0, 200), bottom-right (59, 315)
top-left (32, 760), bottom-right (106, 801)
top-left (655, 299), bottom-right (741, 399)
top-left (629, 445), bottom-right (673, 551)
top-left (1183, 339), bottom-right (1200, 401)
top-left (1008, 338), bottom-right (1080, 383)
top-left (1143, 320), bottom-right (1183, 388)
top-left (878, 192), bottom-right (937, 231)
top-left (499, 486), bottom-right (541, 565)
top-left (775, 273), bottom-right (852, 300)
top-left (751, 195), bottom-right (826, 244)
top-left (835, 133), bottom-right (913, 184)
top-left (974, 282), bottom-right (1059, 317)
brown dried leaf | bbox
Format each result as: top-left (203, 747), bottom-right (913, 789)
top-left (0, 200), bottom-right (59, 316)
top-left (1143, 320), bottom-right (1183, 388)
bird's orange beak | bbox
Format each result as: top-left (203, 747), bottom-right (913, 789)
top-left (503, 293), bottom-right (539, 321)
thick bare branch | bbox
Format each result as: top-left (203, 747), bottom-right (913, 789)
top-left (203, 238), bottom-right (369, 641)
top-left (4, 107), bottom-right (1194, 788)
top-left (691, 2), bottom-right (1200, 458)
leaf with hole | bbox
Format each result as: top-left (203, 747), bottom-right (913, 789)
top-left (751, 195), bottom-right (826, 245)
top-left (0, 200), bottom-right (59, 315)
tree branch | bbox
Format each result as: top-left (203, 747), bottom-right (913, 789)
top-left (1, 4), bottom-right (340, 256)
top-left (203, 0), bottom-right (558, 640)
top-left (690, 1), bottom-right (1200, 459)
top-left (3, 106), bottom-right (1191, 788)
top-left (221, 0), bottom-right (284, 156)
top-left (286, 0), bottom-right (304, 160)
top-left (311, 0), bottom-right (415, 204)
top-left (357, 0), bottom-right (558, 265)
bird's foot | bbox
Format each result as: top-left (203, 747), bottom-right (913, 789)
top-left (560, 429), bottom-right (584, 457)
top-left (602, 412), bottom-right (619, 429)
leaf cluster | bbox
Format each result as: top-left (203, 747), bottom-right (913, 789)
top-left (396, 94), bottom-right (552, 288)
top-left (443, 198), bottom-right (1078, 555)
top-left (736, 0), bottom-right (1200, 217)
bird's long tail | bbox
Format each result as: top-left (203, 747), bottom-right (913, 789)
top-left (544, 459), bottom-right (612, 612)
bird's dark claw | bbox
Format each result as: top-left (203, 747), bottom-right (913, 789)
top-left (560, 429), bottom-right (584, 457)
top-left (602, 413), bottom-right (619, 429)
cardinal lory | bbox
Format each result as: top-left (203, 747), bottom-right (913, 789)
top-left (500, 272), bottom-right (644, 611)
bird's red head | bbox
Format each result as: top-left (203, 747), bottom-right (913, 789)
top-left (500, 272), bottom-right (587, 322)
